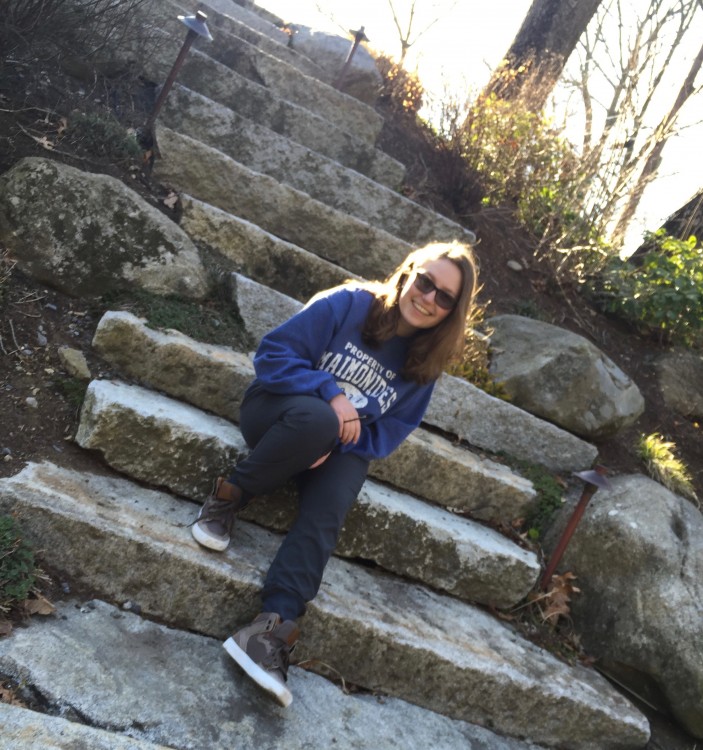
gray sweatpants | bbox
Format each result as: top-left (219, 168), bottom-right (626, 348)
top-left (231, 382), bottom-right (369, 620)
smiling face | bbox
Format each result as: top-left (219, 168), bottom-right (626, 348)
top-left (396, 257), bottom-right (463, 336)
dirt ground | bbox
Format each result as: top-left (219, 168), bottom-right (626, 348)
top-left (0, 49), bottom-right (701, 749)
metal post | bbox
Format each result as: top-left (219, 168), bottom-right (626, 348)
top-left (540, 465), bottom-right (611, 590)
top-left (144, 10), bottom-right (213, 133)
top-left (334, 26), bottom-right (369, 91)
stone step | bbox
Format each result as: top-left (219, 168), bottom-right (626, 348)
top-left (91, 310), bottom-right (539, 525)
top-left (153, 126), bottom-right (413, 280)
top-left (0, 462), bottom-right (650, 749)
top-left (0, 703), bottom-right (168, 750)
top-left (161, 85), bottom-right (474, 245)
top-left (427, 375), bottom-right (599, 473)
top-left (231, 0), bottom-right (285, 30)
top-left (0, 600), bottom-right (545, 750)
top-left (179, 195), bottom-right (356, 303)
top-left (221, 273), bottom-right (599, 472)
top-left (200, 0), bottom-right (290, 44)
top-left (73, 378), bottom-right (540, 608)
top-left (190, 0), bottom-right (330, 83)
top-left (136, 30), bottom-right (404, 184)
top-left (152, 0), bottom-right (385, 146)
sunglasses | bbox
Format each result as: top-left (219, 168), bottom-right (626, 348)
top-left (413, 271), bottom-right (457, 310)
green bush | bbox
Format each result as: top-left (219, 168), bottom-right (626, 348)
top-left (590, 231), bottom-right (703, 346)
top-left (505, 458), bottom-right (565, 540)
top-left (0, 516), bottom-right (37, 612)
top-left (433, 92), bottom-right (608, 277)
top-left (67, 111), bottom-right (142, 161)
top-left (53, 375), bottom-right (88, 409)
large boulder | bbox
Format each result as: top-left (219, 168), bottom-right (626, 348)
top-left (656, 348), bottom-right (703, 418)
top-left (487, 315), bottom-right (644, 439)
top-left (557, 474), bottom-right (703, 738)
top-left (0, 157), bottom-right (209, 299)
top-left (288, 25), bottom-right (382, 105)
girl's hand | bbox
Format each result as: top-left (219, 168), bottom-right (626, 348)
top-left (329, 393), bottom-right (361, 445)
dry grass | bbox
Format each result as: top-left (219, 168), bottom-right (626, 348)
top-left (637, 432), bottom-right (698, 505)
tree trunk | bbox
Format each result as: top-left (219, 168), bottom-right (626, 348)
top-left (630, 189), bottom-right (703, 261)
top-left (484, 0), bottom-right (602, 111)
top-left (663, 189), bottom-right (703, 241)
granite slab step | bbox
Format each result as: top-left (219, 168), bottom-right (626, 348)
top-left (161, 85), bottom-right (474, 245)
top-left (198, 0), bottom-right (290, 44)
top-left (152, 126), bottom-right (413, 280)
top-left (0, 600), bottom-right (545, 750)
top-left (73, 378), bottom-right (540, 607)
top-left (0, 462), bottom-right (649, 749)
top-left (183, 0), bottom-right (330, 83)
top-left (0, 703), bottom-right (168, 750)
top-left (91, 309), bottom-right (538, 524)
top-left (179, 195), bottom-right (356, 302)
top-left (133, 29), bottom-right (403, 183)
top-left (151, 1), bottom-right (384, 146)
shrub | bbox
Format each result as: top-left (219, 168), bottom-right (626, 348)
top-left (427, 91), bottom-right (611, 280)
top-left (376, 54), bottom-right (424, 115)
top-left (0, 0), bottom-right (151, 63)
top-left (501, 457), bottom-right (565, 540)
top-left (53, 376), bottom-right (89, 409)
top-left (637, 433), bottom-right (698, 504)
top-left (590, 231), bottom-right (703, 346)
top-left (461, 95), bottom-right (603, 254)
top-left (0, 516), bottom-right (37, 612)
top-left (447, 326), bottom-right (511, 401)
top-left (67, 111), bottom-right (142, 161)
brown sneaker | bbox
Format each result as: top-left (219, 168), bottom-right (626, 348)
top-left (191, 477), bottom-right (244, 551)
top-left (223, 613), bottom-right (300, 707)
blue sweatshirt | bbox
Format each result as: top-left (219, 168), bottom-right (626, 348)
top-left (252, 287), bottom-right (435, 461)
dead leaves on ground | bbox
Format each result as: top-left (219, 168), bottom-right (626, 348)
top-left (0, 593), bottom-right (55, 638)
top-left (0, 681), bottom-right (26, 707)
top-left (492, 571), bottom-right (589, 665)
top-left (163, 191), bottom-right (179, 210)
top-left (530, 572), bottom-right (580, 627)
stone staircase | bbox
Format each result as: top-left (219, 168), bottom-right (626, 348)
top-left (0, 1), bottom-right (650, 748)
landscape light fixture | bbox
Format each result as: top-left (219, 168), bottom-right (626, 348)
top-left (540, 465), bottom-right (611, 590)
top-left (144, 10), bottom-right (213, 134)
top-left (334, 26), bottom-right (369, 91)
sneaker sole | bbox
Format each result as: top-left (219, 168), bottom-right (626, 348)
top-left (191, 522), bottom-right (229, 552)
top-left (223, 637), bottom-right (293, 708)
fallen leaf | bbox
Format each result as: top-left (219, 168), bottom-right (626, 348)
top-left (539, 572), bottom-right (580, 627)
top-left (23, 593), bottom-right (55, 616)
top-left (32, 135), bottom-right (54, 150)
top-left (163, 191), bottom-right (179, 210)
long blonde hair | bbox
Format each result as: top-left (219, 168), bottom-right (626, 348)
top-left (358, 241), bottom-right (480, 384)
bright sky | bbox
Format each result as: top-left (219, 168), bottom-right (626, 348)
top-left (259, 0), bottom-right (702, 254)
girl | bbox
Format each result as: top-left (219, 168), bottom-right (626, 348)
top-left (192, 240), bottom-right (479, 706)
